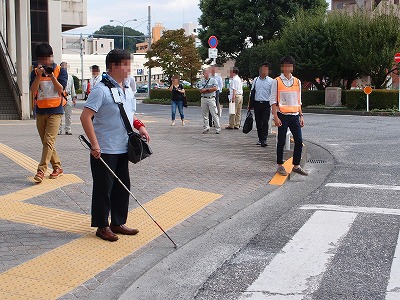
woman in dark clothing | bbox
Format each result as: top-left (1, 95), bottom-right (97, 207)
top-left (169, 75), bottom-right (185, 126)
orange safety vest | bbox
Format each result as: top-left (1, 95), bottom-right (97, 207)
top-left (276, 76), bottom-right (301, 114)
top-left (35, 65), bottom-right (66, 108)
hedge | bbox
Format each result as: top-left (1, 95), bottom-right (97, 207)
top-left (344, 89), bottom-right (398, 110)
top-left (150, 88), bottom-right (322, 107)
top-left (149, 88), bottom-right (400, 110)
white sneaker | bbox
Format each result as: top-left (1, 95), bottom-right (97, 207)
top-left (203, 128), bottom-right (210, 134)
top-left (171, 121), bottom-right (175, 126)
top-left (182, 120), bottom-right (185, 126)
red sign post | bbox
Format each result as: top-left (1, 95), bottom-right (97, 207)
top-left (395, 52), bottom-right (400, 63)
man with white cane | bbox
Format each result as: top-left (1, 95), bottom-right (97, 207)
top-left (80, 49), bottom-right (150, 242)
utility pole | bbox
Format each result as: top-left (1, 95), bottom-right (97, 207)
top-left (80, 33), bottom-right (84, 97)
top-left (147, 5), bottom-right (151, 99)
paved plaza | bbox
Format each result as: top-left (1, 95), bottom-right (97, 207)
top-left (0, 101), bottom-right (296, 299)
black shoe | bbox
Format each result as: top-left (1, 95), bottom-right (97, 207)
top-left (261, 142), bottom-right (267, 147)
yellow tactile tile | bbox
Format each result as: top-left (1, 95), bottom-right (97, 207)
top-left (0, 174), bottom-right (83, 202)
top-left (0, 188), bottom-right (222, 299)
top-left (269, 157), bottom-right (293, 186)
top-left (0, 143), bottom-right (51, 175)
top-left (0, 199), bottom-right (91, 234)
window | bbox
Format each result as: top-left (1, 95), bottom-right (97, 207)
top-left (30, 0), bottom-right (48, 59)
top-left (100, 44), bottom-right (104, 48)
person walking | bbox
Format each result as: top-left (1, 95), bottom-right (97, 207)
top-left (87, 65), bottom-right (101, 96)
top-left (270, 55), bottom-right (308, 176)
top-left (80, 49), bottom-right (150, 242)
top-left (226, 67), bottom-right (243, 129)
top-left (30, 42), bottom-right (67, 184)
top-left (169, 75), bottom-right (185, 126)
top-left (59, 62), bottom-right (77, 135)
top-left (199, 68), bottom-right (221, 134)
top-left (251, 62), bottom-right (273, 147)
top-left (209, 65), bottom-right (223, 126)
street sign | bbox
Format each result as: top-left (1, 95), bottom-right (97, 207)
top-left (395, 52), bottom-right (400, 63)
top-left (208, 48), bottom-right (218, 59)
top-left (364, 86), bottom-right (372, 112)
top-left (363, 86), bottom-right (372, 95)
top-left (208, 36), bottom-right (218, 48)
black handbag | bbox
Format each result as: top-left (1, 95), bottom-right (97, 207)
top-left (242, 110), bottom-right (254, 134)
top-left (183, 94), bottom-right (188, 107)
top-left (117, 103), bottom-right (153, 164)
top-left (249, 77), bottom-right (258, 110)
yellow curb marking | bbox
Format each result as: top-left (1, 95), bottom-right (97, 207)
top-left (0, 188), bottom-right (222, 300)
top-left (269, 157), bottom-right (293, 186)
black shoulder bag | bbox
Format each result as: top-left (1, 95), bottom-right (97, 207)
top-left (101, 75), bottom-right (153, 164)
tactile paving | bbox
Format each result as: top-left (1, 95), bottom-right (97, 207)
top-left (0, 188), bottom-right (222, 299)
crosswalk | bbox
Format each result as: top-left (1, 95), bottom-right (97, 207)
top-left (239, 182), bottom-right (400, 300)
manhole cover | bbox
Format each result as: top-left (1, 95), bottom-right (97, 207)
top-left (307, 159), bottom-right (327, 164)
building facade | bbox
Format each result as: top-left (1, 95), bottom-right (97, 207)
top-left (0, 0), bottom-right (87, 119)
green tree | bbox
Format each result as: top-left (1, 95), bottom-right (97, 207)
top-left (239, 9), bottom-right (400, 90)
top-left (198, 0), bottom-right (327, 60)
top-left (93, 25), bottom-right (145, 52)
top-left (145, 29), bottom-right (202, 85)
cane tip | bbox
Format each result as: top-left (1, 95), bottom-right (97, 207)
top-left (174, 244), bottom-right (178, 249)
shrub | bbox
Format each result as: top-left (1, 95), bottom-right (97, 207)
top-left (302, 90), bottom-right (325, 107)
top-left (344, 89), bottom-right (398, 110)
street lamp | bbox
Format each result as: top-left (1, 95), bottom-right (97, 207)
top-left (110, 19), bottom-right (137, 49)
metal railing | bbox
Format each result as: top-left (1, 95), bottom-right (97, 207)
top-left (0, 31), bottom-right (22, 118)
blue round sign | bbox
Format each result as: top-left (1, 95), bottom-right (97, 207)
top-left (208, 36), bottom-right (218, 48)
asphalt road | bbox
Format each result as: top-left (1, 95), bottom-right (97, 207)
top-left (115, 108), bottom-right (400, 300)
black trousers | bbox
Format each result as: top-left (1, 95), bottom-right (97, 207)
top-left (277, 113), bottom-right (303, 165)
top-left (253, 101), bottom-right (271, 143)
top-left (90, 153), bottom-right (130, 228)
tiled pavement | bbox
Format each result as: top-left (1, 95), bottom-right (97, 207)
top-left (0, 101), bottom-right (294, 299)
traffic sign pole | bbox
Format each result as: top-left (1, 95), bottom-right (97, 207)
top-left (363, 86), bottom-right (372, 112)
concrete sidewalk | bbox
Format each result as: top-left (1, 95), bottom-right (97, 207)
top-left (0, 101), bottom-right (296, 299)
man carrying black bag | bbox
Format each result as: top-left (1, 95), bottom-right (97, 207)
top-left (80, 49), bottom-right (150, 242)
top-left (250, 62), bottom-right (273, 147)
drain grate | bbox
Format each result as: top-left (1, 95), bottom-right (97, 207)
top-left (307, 159), bottom-right (327, 164)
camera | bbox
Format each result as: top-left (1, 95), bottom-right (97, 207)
top-left (41, 66), bottom-right (54, 76)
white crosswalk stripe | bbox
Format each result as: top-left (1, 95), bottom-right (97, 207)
top-left (240, 211), bottom-right (357, 299)
top-left (239, 201), bottom-right (400, 300)
top-left (386, 232), bottom-right (400, 300)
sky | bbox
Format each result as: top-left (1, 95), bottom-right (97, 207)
top-left (66, 0), bottom-right (202, 36)
top-left (66, 0), bottom-right (331, 36)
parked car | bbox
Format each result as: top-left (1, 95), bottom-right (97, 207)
top-left (151, 82), bottom-right (160, 89)
top-left (136, 84), bottom-right (148, 93)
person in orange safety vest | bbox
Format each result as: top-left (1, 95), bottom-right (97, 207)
top-left (269, 55), bottom-right (308, 177)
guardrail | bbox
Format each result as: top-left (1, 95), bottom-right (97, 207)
top-left (0, 31), bottom-right (22, 118)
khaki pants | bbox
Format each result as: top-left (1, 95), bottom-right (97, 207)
top-left (201, 97), bottom-right (221, 130)
top-left (36, 113), bottom-right (62, 173)
top-left (229, 94), bottom-right (243, 128)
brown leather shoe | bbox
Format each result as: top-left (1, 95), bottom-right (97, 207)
top-left (49, 167), bottom-right (63, 179)
top-left (110, 224), bottom-right (139, 235)
top-left (33, 170), bottom-right (44, 183)
top-left (96, 227), bottom-right (118, 242)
